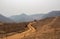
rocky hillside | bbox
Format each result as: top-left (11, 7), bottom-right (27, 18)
top-left (22, 16), bottom-right (60, 39)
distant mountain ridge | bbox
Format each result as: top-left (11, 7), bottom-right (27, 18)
top-left (42, 11), bottom-right (60, 19)
top-left (0, 11), bottom-right (60, 23)
top-left (10, 13), bottom-right (44, 22)
top-left (10, 11), bottom-right (60, 22)
top-left (0, 14), bottom-right (14, 23)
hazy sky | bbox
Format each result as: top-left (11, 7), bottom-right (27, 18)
top-left (0, 0), bottom-right (60, 17)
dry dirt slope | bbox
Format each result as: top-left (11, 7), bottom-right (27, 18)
top-left (22, 16), bottom-right (60, 39)
top-left (0, 22), bottom-right (36, 39)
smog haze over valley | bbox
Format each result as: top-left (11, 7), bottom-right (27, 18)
top-left (0, 0), bottom-right (60, 39)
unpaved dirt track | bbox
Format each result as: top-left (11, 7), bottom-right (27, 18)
top-left (1, 22), bottom-right (36, 39)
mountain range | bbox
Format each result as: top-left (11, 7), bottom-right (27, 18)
top-left (0, 11), bottom-right (60, 23)
top-left (42, 11), bottom-right (60, 19)
top-left (10, 14), bottom-right (44, 22)
top-left (0, 14), bottom-right (14, 23)
top-left (10, 11), bottom-right (60, 22)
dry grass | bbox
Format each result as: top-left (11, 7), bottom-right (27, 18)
top-left (0, 22), bottom-right (29, 37)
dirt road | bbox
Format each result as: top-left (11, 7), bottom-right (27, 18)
top-left (1, 22), bottom-right (36, 39)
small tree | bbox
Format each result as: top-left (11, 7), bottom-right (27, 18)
top-left (34, 20), bottom-right (37, 22)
